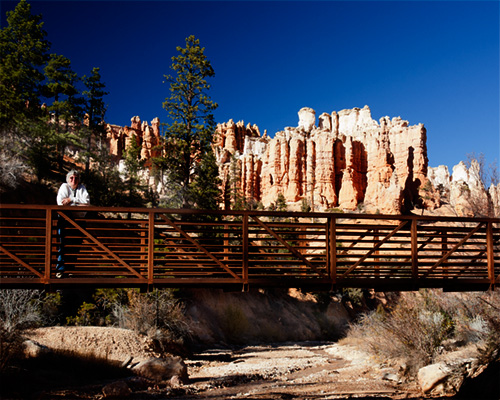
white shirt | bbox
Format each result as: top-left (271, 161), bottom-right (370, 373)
top-left (57, 183), bottom-right (90, 206)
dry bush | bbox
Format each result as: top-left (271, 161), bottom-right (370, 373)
top-left (0, 131), bottom-right (29, 191)
top-left (346, 289), bottom-right (500, 374)
top-left (218, 304), bottom-right (250, 343)
top-left (0, 290), bottom-right (43, 371)
top-left (112, 289), bottom-right (191, 347)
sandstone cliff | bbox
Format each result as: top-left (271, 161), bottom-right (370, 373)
top-left (214, 106), bottom-right (429, 214)
top-left (105, 108), bottom-right (498, 217)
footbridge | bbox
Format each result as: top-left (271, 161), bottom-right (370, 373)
top-left (1, 205), bottom-right (499, 291)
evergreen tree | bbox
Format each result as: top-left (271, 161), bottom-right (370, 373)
top-left (123, 134), bottom-right (146, 206)
top-left (159, 35), bottom-right (220, 209)
top-left (0, 0), bottom-right (50, 126)
top-left (44, 54), bottom-right (80, 125)
top-left (190, 150), bottom-right (221, 210)
top-left (43, 53), bottom-right (82, 171)
top-left (82, 67), bottom-right (108, 174)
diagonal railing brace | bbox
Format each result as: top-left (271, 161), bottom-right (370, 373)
top-left (0, 245), bottom-right (45, 278)
top-left (159, 215), bottom-right (241, 280)
top-left (340, 220), bottom-right (409, 279)
top-left (251, 216), bottom-right (326, 279)
top-left (421, 222), bottom-right (485, 278)
top-left (58, 211), bottom-right (145, 280)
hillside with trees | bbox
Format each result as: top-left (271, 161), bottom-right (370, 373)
top-left (0, 1), bottom-right (220, 211)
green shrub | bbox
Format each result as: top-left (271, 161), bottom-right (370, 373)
top-left (66, 302), bottom-right (97, 326)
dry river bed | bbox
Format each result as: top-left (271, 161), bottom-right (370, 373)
top-left (18, 327), bottom-right (428, 399)
top-left (168, 342), bottom-right (422, 400)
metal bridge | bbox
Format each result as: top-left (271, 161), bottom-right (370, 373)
top-left (1, 204), bottom-right (499, 291)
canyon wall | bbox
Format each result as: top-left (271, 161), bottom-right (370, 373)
top-left (105, 108), bottom-right (499, 217)
top-left (214, 106), bottom-right (429, 214)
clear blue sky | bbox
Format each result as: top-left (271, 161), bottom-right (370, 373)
top-left (2, 0), bottom-right (499, 172)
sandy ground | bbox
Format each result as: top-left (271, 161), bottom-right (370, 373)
top-left (179, 343), bottom-right (421, 400)
top-left (25, 326), bottom-right (422, 399)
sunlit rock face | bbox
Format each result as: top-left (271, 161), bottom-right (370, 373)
top-left (106, 116), bottom-right (161, 163)
top-left (214, 105), bottom-right (429, 214)
top-left (428, 160), bottom-right (499, 217)
top-left (103, 107), bottom-right (498, 217)
top-left (298, 107), bottom-right (316, 133)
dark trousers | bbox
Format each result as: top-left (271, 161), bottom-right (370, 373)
top-left (56, 213), bottom-right (86, 272)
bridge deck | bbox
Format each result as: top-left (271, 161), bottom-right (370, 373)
top-left (1, 205), bottom-right (499, 291)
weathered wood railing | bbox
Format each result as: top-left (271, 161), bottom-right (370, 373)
top-left (1, 205), bottom-right (499, 290)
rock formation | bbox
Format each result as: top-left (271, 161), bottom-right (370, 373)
top-left (103, 107), bottom-right (499, 217)
top-left (428, 161), bottom-right (499, 217)
top-left (214, 106), bottom-right (429, 214)
top-left (106, 116), bottom-right (161, 163)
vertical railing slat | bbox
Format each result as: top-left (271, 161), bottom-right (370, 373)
top-left (329, 216), bottom-right (337, 285)
top-left (44, 208), bottom-right (52, 283)
top-left (148, 211), bottom-right (155, 284)
top-left (411, 218), bottom-right (418, 285)
top-left (242, 212), bottom-right (249, 286)
top-left (441, 230), bottom-right (449, 279)
top-left (486, 221), bottom-right (495, 288)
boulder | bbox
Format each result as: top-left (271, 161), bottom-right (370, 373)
top-left (417, 355), bottom-right (485, 397)
top-left (131, 356), bottom-right (188, 383)
top-left (102, 381), bottom-right (131, 398)
top-left (417, 362), bottom-right (451, 394)
top-left (23, 339), bottom-right (50, 358)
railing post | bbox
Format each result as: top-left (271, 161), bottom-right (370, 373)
top-left (441, 230), bottom-right (448, 279)
top-left (44, 207), bottom-right (53, 283)
top-left (487, 221), bottom-right (495, 289)
top-left (373, 229), bottom-right (380, 278)
top-left (148, 211), bottom-right (155, 284)
top-left (411, 218), bottom-right (418, 286)
top-left (242, 212), bottom-right (249, 288)
top-left (329, 216), bottom-right (337, 286)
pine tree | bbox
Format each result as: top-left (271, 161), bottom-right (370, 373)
top-left (0, 0), bottom-right (50, 126)
top-left (82, 67), bottom-right (108, 174)
top-left (43, 53), bottom-right (82, 171)
top-left (159, 35), bottom-right (220, 209)
top-left (123, 134), bottom-right (146, 206)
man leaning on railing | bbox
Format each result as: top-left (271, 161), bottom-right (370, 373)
top-left (55, 170), bottom-right (90, 278)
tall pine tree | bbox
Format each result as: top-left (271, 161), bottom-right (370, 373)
top-left (0, 0), bottom-right (50, 126)
top-left (159, 35), bottom-right (220, 209)
top-left (82, 67), bottom-right (108, 174)
top-left (43, 53), bottom-right (82, 171)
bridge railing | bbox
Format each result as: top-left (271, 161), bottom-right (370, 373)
top-left (1, 205), bottom-right (499, 290)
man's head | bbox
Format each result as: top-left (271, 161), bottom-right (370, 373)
top-left (66, 170), bottom-right (80, 189)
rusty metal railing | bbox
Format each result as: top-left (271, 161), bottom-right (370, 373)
top-left (1, 204), bottom-right (499, 291)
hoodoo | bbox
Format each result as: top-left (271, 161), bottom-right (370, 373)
top-left (214, 106), bottom-right (429, 214)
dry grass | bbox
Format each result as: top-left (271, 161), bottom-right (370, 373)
top-left (344, 289), bottom-right (500, 374)
top-left (0, 290), bottom-right (43, 372)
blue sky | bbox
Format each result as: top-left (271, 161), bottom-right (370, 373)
top-left (2, 0), bottom-right (499, 172)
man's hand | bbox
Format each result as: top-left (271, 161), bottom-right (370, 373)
top-left (61, 197), bottom-right (72, 206)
